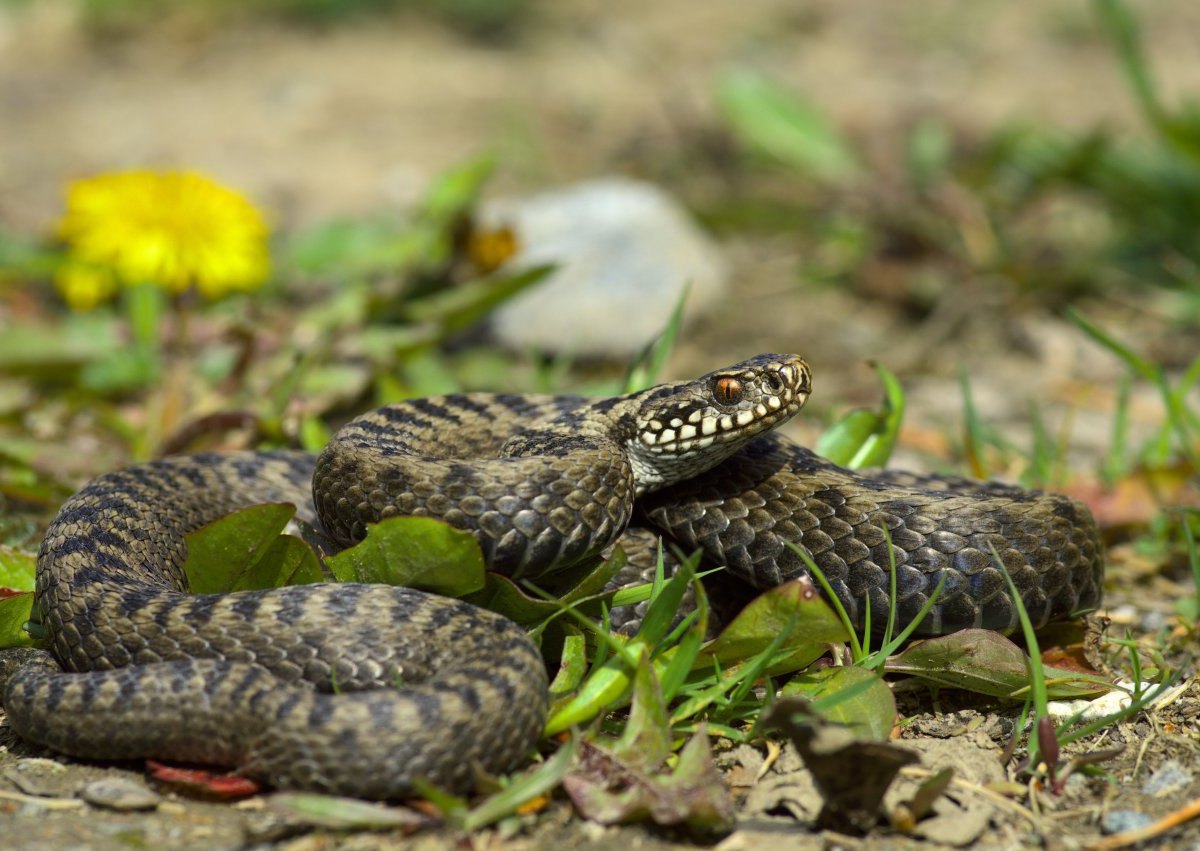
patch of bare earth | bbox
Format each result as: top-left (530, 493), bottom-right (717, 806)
top-left (1, 1), bottom-right (1197, 848)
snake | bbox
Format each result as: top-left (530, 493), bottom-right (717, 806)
top-left (0, 354), bottom-right (1104, 800)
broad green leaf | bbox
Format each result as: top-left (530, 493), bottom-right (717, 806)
top-left (183, 503), bottom-right (301, 594)
top-left (464, 549), bottom-right (625, 626)
top-left (326, 516), bottom-right (485, 597)
top-left (697, 578), bottom-right (850, 676)
top-left (815, 362), bottom-right (905, 469)
top-left (0, 545), bottom-right (37, 592)
top-left (233, 535), bottom-right (324, 591)
top-left (885, 629), bottom-right (1111, 700)
top-left (0, 316), bottom-right (120, 377)
top-left (715, 69), bottom-right (860, 181)
top-left (0, 592), bottom-right (35, 648)
top-left (782, 666), bottom-right (897, 740)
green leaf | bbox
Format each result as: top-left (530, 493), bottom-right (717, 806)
top-left (815, 362), bottom-right (905, 468)
top-left (884, 629), bottom-right (1111, 700)
top-left (697, 578), bottom-right (850, 676)
top-left (420, 153), bottom-right (495, 225)
top-left (286, 216), bottom-right (418, 278)
top-left (266, 793), bottom-right (426, 830)
top-left (464, 550), bottom-right (626, 626)
top-left (545, 642), bottom-right (644, 736)
top-left (611, 652), bottom-right (672, 770)
top-left (0, 316), bottom-right (120, 378)
top-left (622, 285), bottom-right (689, 393)
top-left (715, 69), bottom-right (860, 181)
top-left (457, 735), bottom-right (577, 832)
top-left (326, 516), bottom-right (486, 597)
top-left (634, 553), bottom-right (697, 648)
top-left (782, 666), bottom-right (897, 740)
top-left (548, 627), bottom-right (589, 700)
top-left (236, 536), bottom-right (325, 591)
top-left (0, 545), bottom-right (37, 592)
top-left (183, 503), bottom-right (310, 594)
top-left (401, 265), bottom-right (554, 337)
top-left (0, 592), bottom-right (35, 648)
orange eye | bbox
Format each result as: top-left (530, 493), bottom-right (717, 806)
top-left (714, 377), bottom-right (743, 405)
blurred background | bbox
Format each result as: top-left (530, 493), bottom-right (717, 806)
top-left (1, 0), bottom-right (1198, 546)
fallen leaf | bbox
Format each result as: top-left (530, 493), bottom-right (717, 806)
top-left (145, 760), bottom-right (261, 800)
top-left (762, 697), bottom-right (918, 835)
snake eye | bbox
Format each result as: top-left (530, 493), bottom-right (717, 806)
top-left (713, 377), bottom-right (744, 405)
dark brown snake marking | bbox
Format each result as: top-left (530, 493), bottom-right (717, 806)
top-left (0, 355), bottom-right (1103, 799)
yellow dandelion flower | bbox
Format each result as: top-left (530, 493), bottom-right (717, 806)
top-left (54, 260), bottom-right (119, 312)
top-left (58, 170), bottom-right (270, 304)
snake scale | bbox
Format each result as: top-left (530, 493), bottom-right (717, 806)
top-left (0, 354), bottom-right (1104, 800)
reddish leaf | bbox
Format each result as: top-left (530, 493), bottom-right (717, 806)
top-left (563, 729), bottom-right (734, 830)
top-left (145, 760), bottom-right (261, 800)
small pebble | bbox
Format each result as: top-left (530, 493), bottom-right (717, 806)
top-left (2, 760), bottom-right (79, 798)
top-left (1102, 809), bottom-right (1155, 835)
top-left (1140, 610), bottom-right (1168, 632)
top-left (82, 777), bottom-right (162, 811)
top-left (480, 178), bottom-right (730, 358)
top-left (1046, 680), bottom-right (1174, 722)
top-left (1142, 759), bottom-right (1191, 797)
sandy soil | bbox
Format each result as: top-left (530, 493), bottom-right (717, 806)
top-left (1, 1), bottom-right (1198, 848)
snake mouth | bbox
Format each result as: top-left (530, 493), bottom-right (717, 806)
top-left (638, 394), bottom-right (796, 454)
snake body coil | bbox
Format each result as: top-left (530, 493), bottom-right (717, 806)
top-left (0, 354), bottom-right (1103, 799)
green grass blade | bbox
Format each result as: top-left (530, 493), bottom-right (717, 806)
top-left (715, 69), bottom-right (861, 181)
top-left (460, 737), bottom-right (578, 831)
top-left (990, 544), bottom-right (1050, 768)
top-left (623, 284), bottom-right (689, 393)
top-left (783, 541), bottom-right (862, 660)
top-left (1102, 375), bottom-right (1133, 484)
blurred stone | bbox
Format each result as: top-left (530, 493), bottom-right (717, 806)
top-left (480, 178), bottom-right (729, 358)
top-left (2, 759), bottom-right (80, 798)
top-left (1102, 809), bottom-right (1154, 834)
top-left (1142, 759), bottom-right (1191, 797)
top-left (82, 778), bottom-right (162, 811)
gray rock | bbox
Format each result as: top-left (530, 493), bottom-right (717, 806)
top-left (1142, 758), bottom-right (1191, 796)
top-left (1102, 809), bottom-right (1155, 834)
top-left (480, 178), bottom-right (729, 358)
top-left (2, 759), bottom-right (81, 798)
top-left (81, 778), bottom-right (162, 811)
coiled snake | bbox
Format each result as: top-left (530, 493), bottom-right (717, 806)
top-left (0, 354), bottom-right (1103, 800)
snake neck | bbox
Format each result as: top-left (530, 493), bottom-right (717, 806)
top-left (502, 354), bottom-right (812, 497)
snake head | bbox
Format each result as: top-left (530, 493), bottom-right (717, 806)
top-left (628, 353), bottom-right (812, 493)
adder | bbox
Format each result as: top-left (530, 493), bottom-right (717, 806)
top-left (0, 354), bottom-right (1103, 800)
